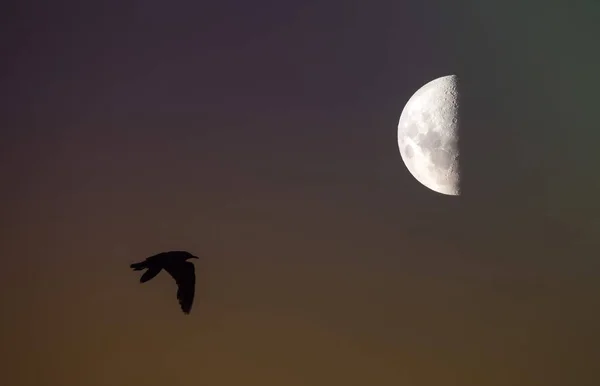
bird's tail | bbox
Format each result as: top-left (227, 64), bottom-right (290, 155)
top-left (130, 261), bottom-right (147, 271)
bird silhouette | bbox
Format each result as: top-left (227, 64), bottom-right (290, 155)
top-left (130, 250), bottom-right (199, 314)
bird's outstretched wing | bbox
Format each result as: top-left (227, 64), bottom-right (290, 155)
top-left (164, 262), bottom-right (196, 314)
top-left (140, 267), bottom-right (162, 283)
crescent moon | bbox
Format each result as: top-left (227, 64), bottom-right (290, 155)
top-left (397, 75), bottom-right (461, 196)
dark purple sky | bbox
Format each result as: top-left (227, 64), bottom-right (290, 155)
top-left (1, 1), bottom-right (599, 385)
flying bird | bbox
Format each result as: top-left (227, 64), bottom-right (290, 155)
top-left (130, 251), bottom-right (199, 314)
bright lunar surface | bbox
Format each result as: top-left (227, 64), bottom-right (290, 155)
top-left (397, 75), bottom-right (460, 196)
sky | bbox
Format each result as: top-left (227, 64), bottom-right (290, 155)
top-left (1, 1), bottom-right (599, 385)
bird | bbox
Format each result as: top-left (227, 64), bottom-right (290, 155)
top-left (130, 250), bottom-right (199, 314)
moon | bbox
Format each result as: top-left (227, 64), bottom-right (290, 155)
top-left (397, 75), bottom-right (460, 196)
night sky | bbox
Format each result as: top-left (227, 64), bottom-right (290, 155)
top-left (1, 1), bottom-right (599, 385)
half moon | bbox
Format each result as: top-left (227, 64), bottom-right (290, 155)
top-left (397, 75), bottom-right (460, 196)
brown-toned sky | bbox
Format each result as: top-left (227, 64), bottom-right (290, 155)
top-left (1, 1), bottom-right (599, 385)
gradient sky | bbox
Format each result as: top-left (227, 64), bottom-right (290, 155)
top-left (1, 1), bottom-right (599, 385)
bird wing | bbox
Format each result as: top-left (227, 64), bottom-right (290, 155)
top-left (139, 266), bottom-right (162, 283)
top-left (164, 262), bottom-right (196, 314)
